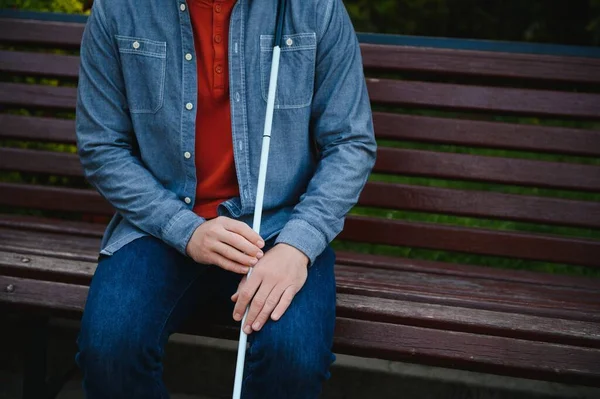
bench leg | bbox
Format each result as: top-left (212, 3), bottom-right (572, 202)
top-left (22, 317), bottom-right (49, 399)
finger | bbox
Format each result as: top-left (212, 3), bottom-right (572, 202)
top-left (243, 283), bottom-right (275, 334)
top-left (252, 287), bottom-right (284, 332)
top-left (213, 241), bottom-right (258, 266)
top-left (223, 218), bottom-right (265, 248)
top-left (231, 276), bottom-right (247, 302)
top-left (211, 254), bottom-right (250, 275)
top-left (271, 287), bottom-right (297, 321)
top-left (221, 230), bottom-right (264, 259)
top-left (233, 273), bottom-right (262, 322)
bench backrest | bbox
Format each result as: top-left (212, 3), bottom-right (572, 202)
top-left (1, 14), bottom-right (600, 273)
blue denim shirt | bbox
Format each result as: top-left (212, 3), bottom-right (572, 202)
top-left (76, 0), bottom-right (376, 264)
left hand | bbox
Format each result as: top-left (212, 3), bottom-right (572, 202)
top-left (231, 243), bottom-right (309, 334)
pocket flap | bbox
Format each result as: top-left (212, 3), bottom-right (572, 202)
top-left (115, 35), bottom-right (167, 58)
top-left (260, 32), bottom-right (317, 52)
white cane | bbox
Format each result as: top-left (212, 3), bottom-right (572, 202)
top-left (232, 0), bottom-right (287, 398)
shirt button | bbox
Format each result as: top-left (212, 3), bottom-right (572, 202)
top-left (180, 3), bottom-right (186, 11)
top-left (214, 34), bottom-right (222, 44)
top-left (235, 92), bottom-right (240, 102)
top-left (185, 102), bottom-right (193, 110)
top-left (286, 38), bottom-right (293, 47)
top-left (132, 41), bottom-right (140, 49)
top-left (215, 65), bottom-right (223, 74)
top-left (184, 151), bottom-right (191, 159)
top-left (184, 197), bottom-right (192, 204)
top-left (215, 3), bottom-right (222, 12)
top-left (185, 53), bottom-right (192, 61)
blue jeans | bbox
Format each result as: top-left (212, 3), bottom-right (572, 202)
top-left (75, 236), bottom-right (337, 398)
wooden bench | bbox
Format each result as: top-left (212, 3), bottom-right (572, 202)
top-left (1, 10), bottom-right (600, 398)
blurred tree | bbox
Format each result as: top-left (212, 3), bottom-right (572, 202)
top-left (1, 0), bottom-right (599, 46)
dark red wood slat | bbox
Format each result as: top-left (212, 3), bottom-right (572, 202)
top-left (0, 183), bottom-right (113, 215)
top-left (373, 112), bottom-right (600, 157)
top-left (334, 265), bottom-right (600, 316)
top-left (4, 113), bottom-right (600, 159)
top-left (0, 50), bottom-right (80, 78)
top-left (0, 82), bottom-right (77, 110)
top-left (334, 318), bottom-right (600, 387)
top-left (375, 147), bottom-right (600, 192)
top-left (340, 216), bottom-right (600, 268)
top-left (337, 295), bottom-right (600, 349)
top-left (0, 148), bottom-right (82, 177)
top-left (4, 146), bottom-right (600, 193)
top-left (0, 115), bottom-right (76, 143)
top-left (359, 182), bottom-right (600, 229)
top-left (335, 251), bottom-right (600, 292)
top-left (361, 44), bottom-right (600, 84)
top-left (0, 18), bottom-right (84, 48)
top-left (367, 79), bottom-right (600, 119)
top-left (3, 179), bottom-right (598, 230)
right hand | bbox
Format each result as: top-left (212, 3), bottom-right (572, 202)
top-left (186, 216), bottom-right (265, 274)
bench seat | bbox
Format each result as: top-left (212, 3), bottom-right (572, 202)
top-left (2, 215), bottom-right (599, 386)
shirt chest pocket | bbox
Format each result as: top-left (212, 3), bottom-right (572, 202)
top-left (116, 35), bottom-right (167, 114)
top-left (260, 32), bottom-right (316, 109)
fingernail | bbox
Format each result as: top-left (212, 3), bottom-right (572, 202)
top-left (244, 325), bottom-right (252, 334)
top-left (252, 321), bottom-right (260, 330)
top-left (257, 240), bottom-right (265, 248)
top-left (271, 313), bottom-right (279, 320)
top-left (250, 258), bottom-right (258, 265)
top-left (256, 251), bottom-right (264, 258)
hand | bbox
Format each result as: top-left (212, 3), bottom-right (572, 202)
top-left (231, 243), bottom-right (309, 334)
top-left (186, 216), bottom-right (265, 274)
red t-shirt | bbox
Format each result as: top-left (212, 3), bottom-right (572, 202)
top-left (188, 0), bottom-right (239, 219)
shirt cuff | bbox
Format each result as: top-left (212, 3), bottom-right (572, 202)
top-left (162, 209), bottom-right (205, 256)
top-left (274, 218), bottom-right (328, 265)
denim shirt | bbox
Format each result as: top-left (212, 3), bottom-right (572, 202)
top-left (76, 0), bottom-right (376, 264)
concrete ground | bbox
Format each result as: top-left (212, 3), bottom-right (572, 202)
top-left (1, 315), bottom-right (599, 399)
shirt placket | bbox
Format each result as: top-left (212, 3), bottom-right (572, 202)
top-left (213, 0), bottom-right (226, 94)
top-left (177, 0), bottom-right (198, 208)
top-left (227, 0), bottom-right (251, 215)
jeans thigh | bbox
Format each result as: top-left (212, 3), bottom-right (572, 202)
top-left (79, 236), bottom-right (212, 353)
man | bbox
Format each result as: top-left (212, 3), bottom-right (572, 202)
top-left (75, 0), bottom-right (376, 397)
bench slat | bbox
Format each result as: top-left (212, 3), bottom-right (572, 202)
top-left (335, 266), bottom-right (600, 319)
top-left (0, 50), bottom-right (80, 78)
top-left (0, 148), bottom-right (83, 177)
top-left (0, 82), bottom-right (76, 110)
top-left (2, 181), bottom-right (599, 229)
top-left (5, 113), bottom-right (600, 159)
top-left (0, 183), bottom-right (112, 215)
top-left (360, 182), bottom-right (600, 229)
top-left (4, 146), bottom-right (600, 193)
top-left (373, 113), bottom-right (600, 157)
top-left (0, 115), bottom-right (76, 143)
top-left (361, 43), bottom-right (600, 84)
top-left (367, 79), bottom-right (600, 119)
top-left (334, 318), bottom-right (600, 387)
top-left (4, 79), bottom-right (600, 120)
top-left (341, 216), bottom-right (600, 268)
top-left (0, 18), bottom-right (84, 48)
top-left (335, 250), bottom-right (600, 292)
top-left (375, 147), bottom-right (600, 192)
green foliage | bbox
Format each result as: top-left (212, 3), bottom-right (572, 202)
top-left (344, 0), bottom-right (600, 46)
top-left (0, 0), bottom-right (85, 13)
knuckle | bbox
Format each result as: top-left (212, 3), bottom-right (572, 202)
top-left (266, 297), bottom-right (278, 308)
top-left (253, 298), bottom-right (265, 308)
